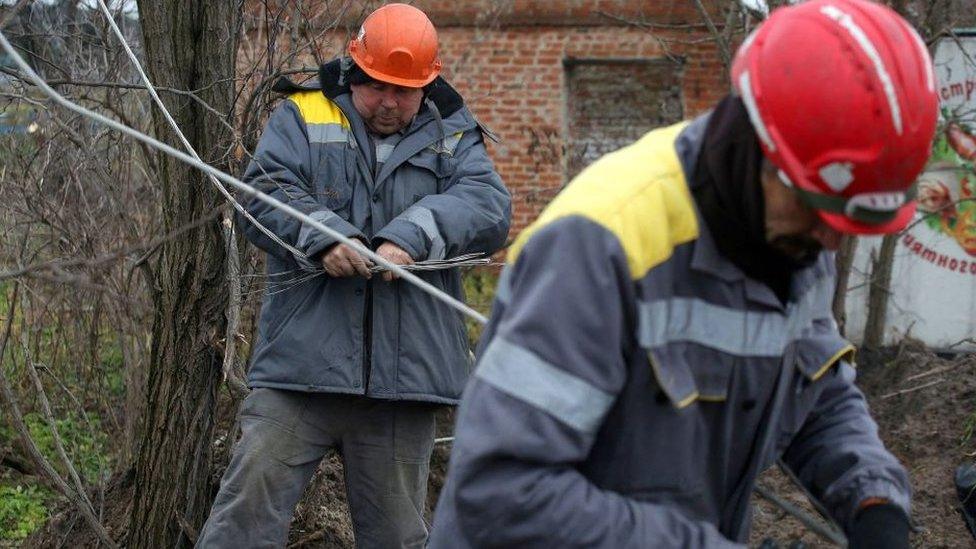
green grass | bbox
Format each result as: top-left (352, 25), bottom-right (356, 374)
top-left (462, 269), bottom-right (499, 348)
top-left (0, 410), bottom-right (111, 543)
top-left (23, 411), bottom-right (110, 485)
top-left (0, 484), bottom-right (49, 543)
top-left (100, 343), bottom-right (125, 396)
top-left (962, 412), bottom-right (976, 447)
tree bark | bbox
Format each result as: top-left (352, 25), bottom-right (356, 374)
top-left (128, 2), bottom-right (240, 547)
top-left (863, 234), bottom-right (897, 349)
top-left (832, 236), bottom-right (858, 337)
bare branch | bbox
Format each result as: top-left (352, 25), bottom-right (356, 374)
top-left (0, 283), bottom-right (119, 549)
top-left (692, 0), bottom-right (732, 69)
top-left (0, 208), bottom-right (222, 282)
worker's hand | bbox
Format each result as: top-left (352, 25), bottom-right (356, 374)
top-left (321, 241), bottom-right (373, 278)
top-left (850, 503), bottom-right (910, 549)
top-left (376, 241), bottom-right (414, 282)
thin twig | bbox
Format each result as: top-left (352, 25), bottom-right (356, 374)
top-left (899, 198), bottom-right (976, 233)
top-left (0, 66), bottom-right (239, 137)
top-left (0, 208), bottom-right (222, 281)
top-left (754, 484), bottom-right (847, 546)
top-left (0, 283), bottom-right (119, 549)
top-left (881, 378), bottom-right (946, 399)
top-left (0, 0), bottom-right (31, 30)
top-left (24, 352), bottom-right (97, 514)
top-left (905, 363), bottom-right (959, 382)
top-left (692, 0), bottom-right (732, 69)
top-left (948, 337), bottom-right (976, 350)
top-left (594, 10), bottom-right (712, 30)
top-left (592, 10), bottom-right (685, 65)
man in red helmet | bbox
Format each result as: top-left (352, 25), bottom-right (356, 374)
top-left (197, 4), bottom-right (510, 547)
top-left (430, 0), bottom-right (934, 547)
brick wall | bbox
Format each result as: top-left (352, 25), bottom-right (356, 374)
top-left (565, 58), bottom-right (685, 180)
top-left (434, 24), bottom-right (727, 235)
top-left (245, 1), bottom-right (730, 237)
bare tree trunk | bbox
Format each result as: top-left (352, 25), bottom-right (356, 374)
top-left (128, 2), bottom-right (240, 547)
top-left (863, 234), bottom-right (897, 349)
top-left (832, 236), bottom-right (858, 337)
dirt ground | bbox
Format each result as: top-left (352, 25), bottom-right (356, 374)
top-left (749, 342), bottom-right (976, 548)
top-left (284, 411), bottom-right (456, 548)
top-left (26, 342), bottom-right (976, 548)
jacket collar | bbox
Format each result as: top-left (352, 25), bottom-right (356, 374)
top-left (271, 58), bottom-right (468, 122)
top-left (688, 210), bottom-right (832, 314)
top-left (676, 112), bottom-right (789, 311)
top-left (317, 58), bottom-right (466, 119)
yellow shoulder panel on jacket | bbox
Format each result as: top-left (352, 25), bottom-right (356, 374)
top-left (507, 122), bottom-right (699, 280)
top-left (288, 91), bottom-right (350, 128)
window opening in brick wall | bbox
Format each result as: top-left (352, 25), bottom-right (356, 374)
top-left (564, 58), bottom-right (684, 181)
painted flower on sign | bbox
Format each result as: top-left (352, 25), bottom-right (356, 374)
top-left (917, 179), bottom-right (952, 212)
top-left (917, 117), bottom-right (976, 257)
top-left (947, 123), bottom-right (976, 161)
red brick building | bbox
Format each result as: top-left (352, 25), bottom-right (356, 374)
top-left (246, 0), bottom-right (731, 237)
top-left (425, 1), bottom-right (731, 234)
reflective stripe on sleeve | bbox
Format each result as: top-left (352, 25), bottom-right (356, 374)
top-left (297, 209), bottom-right (339, 250)
top-left (399, 205), bottom-right (446, 260)
top-left (475, 337), bottom-right (615, 434)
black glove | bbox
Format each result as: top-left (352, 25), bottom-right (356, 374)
top-left (850, 503), bottom-right (910, 549)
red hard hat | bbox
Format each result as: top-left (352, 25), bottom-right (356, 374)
top-left (348, 3), bottom-right (442, 88)
top-left (732, 0), bottom-right (938, 235)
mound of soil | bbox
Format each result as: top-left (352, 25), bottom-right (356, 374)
top-left (750, 341), bottom-right (976, 548)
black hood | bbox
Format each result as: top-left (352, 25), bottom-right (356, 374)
top-left (690, 95), bottom-right (814, 303)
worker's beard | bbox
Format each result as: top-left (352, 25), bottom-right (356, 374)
top-left (767, 234), bottom-right (823, 268)
top-left (691, 95), bottom-right (814, 303)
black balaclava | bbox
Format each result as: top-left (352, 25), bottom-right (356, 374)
top-left (344, 62), bottom-right (372, 86)
top-left (340, 58), bottom-right (440, 96)
top-left (690, 95), bottom-right (821, 303)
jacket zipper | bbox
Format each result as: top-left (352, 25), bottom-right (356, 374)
top-left (362, 278), bottom-right (373, 392)
top-left (349, 133), bottom-right (375, 394)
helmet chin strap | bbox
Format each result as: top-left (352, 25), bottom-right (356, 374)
top-left (784, 176), bottom-right (916, 225)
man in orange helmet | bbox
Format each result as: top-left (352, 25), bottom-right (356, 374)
top-left (430, 0), bottom-right (934, 547)
top-left (197, 4), bottom-right (510, 547)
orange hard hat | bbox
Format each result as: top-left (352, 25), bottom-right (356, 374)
top-left (347, 3), bottom-right (442, 88)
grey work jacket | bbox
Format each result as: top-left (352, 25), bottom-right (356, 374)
top-left (239, 60), bottom-right (511, 404)
top-left (429, 116), bottom-right (910, 546)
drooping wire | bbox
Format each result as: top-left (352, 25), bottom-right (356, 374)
top-left (94, 0), bottom-right (307, 263)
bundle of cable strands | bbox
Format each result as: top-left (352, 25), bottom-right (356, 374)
top-left (367, 252), bottom-right (493, 273)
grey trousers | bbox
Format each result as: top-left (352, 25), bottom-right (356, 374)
top-left (196, 388), bottom-right (438, 549)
